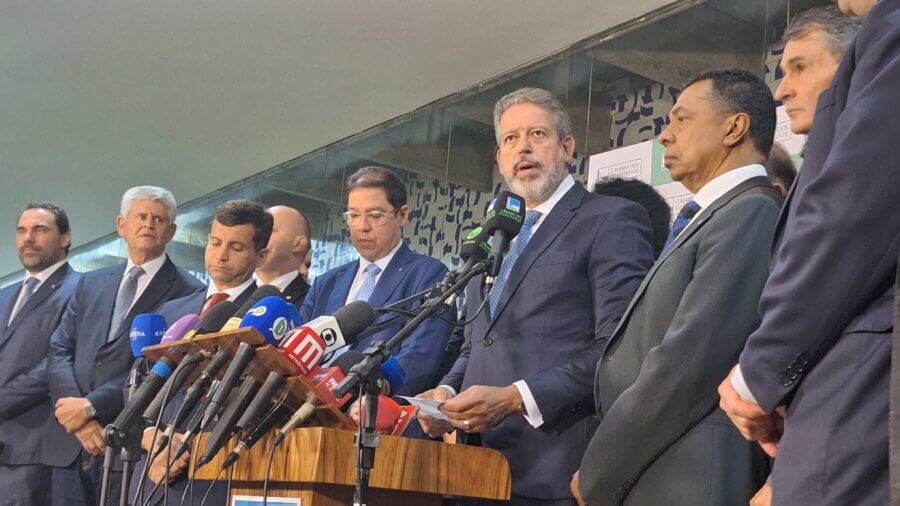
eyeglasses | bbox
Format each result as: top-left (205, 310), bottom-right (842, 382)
top-left (342, 209), bottom-right (398, 226)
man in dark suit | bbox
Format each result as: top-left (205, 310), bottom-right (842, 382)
top-left (45, 186), bottom-right (204, 506)
top-left (300, 166), bottom-right (453, 397)
top-left (132, 199), bottom-right (272, 505)
top-left (418, 87), bottom-right (654, 504)
top-left (257, 205), bottom-right (311, 309)
top-left (575, 69), bottom-right (779, 505)
top-left (719, 1), bottom-right (899, 504)
top-left (0, 202), bottom-right (80, 506)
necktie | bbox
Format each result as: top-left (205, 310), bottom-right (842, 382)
top-left (488, 210), bottom-right (542, 318)
top-left (8, 277), bottom-right (39, 327)
top-left (108, 265), bottom-right (145, 342)
top-left (355, 263), bottom-right (382, 303)
top-left (662, 200), bottom-right (701, 253)
top-left (201, 292), bottom-right (229, 318)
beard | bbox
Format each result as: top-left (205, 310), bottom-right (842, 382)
top-left (504, 155), bottom-right (569, 205)
top-left (19, 247), bottom-right (59, 272)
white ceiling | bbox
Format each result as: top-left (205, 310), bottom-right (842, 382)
top-left (0, 0), bottom-right (674, 275)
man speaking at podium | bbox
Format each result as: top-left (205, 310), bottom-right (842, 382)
top-left (418, 87), bottom-right (654, 504)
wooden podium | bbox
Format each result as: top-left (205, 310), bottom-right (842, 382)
top-left (143, 329), bottom-right (512, 504)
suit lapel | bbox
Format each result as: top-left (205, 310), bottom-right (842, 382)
top-left (110, 257), bottom-right (177, 343)
top-left (608, 176), bottom-right (774, 346)
top-left (0, 283), bottom-right (20, 337)
top-left (366, 243), bottom-right (414, 310)
top-left (1, 264), bottom-right (71, 343)
top-left (328, 262), bottom-right (358, 313)
top-left (488, 184), bottom-right (584, 331)
top-left (232, 282), bottom-right (258, 310)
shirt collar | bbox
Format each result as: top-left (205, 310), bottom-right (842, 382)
top-left (530, 175), bottom-right (575, 215)
top-left (262, 270), bottom-right (300, 292)
top-left (693, 164), bottom-right (767, 211)
top-left (23, 259), bottom-right (68, 286)
top-left (358, 240), bottom-right (403, 275)
top-left (207, 275), bottom-right (255, 301)
top-left (125, 253), bottom-right (167, 280)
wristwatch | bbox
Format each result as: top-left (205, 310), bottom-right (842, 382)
top-left (83, 401), bottom-right (97, 419)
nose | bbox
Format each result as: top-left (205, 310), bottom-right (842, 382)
top-left (658, 123), bottom-right (673, 147)
top-left (774, 76), bottom-right (791, 102)
top-left (518, 136), bottom-right (533, 155)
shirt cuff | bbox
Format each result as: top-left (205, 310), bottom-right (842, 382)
top-left (513, 380), bottom-right (544, 428)
top-left (730, 365), bottom-right (759, 404)
top-left (437, 385), bottom-right (457, 397)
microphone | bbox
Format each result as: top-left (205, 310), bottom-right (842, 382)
top-left (189, 300), bottom-right (239, 338)
top-left (152, 344), bottom-right (231, 429)
top-left (379, 355), bottom-right (407, 396)
top-left (220, 285), bottom-right (283, 332)
top-left (279, 325), bottom-right (327, 375)
top-left (483, 191), bottom-right (526, 277)
top-left (238, 296), bottom-right (301, 345)
top-left (141, 349), bottom-right (208, 427)
top-left (160, 314), bottom-right (201, 344)
top-left (235, 371), bottom-right (286, 433)
top-left (458, 225), bottom-right (491, 275)
top-left (312, 300), bottom-right (376, 363)
top-left (370, 396), bottom-right (416, 436)
top-left (200, 341), bottom-right (256, 430)
top-left (221, 404), bottom-right (290, 470)
top-left (196, 375), bottom-right (260, 468)
top-left (129, 313), bottom-right (168, 358)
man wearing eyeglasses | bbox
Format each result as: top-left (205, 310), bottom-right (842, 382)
top-left (298, 166), bottom-right (453, 398)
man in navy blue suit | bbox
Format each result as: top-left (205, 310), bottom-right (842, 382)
top-left (130, 198), bottom-right (272, 505)
top-left (417, 87), bottom-right (654, 504)
top-left (720, 1), bottom-right (900, 504)
top-left (0, 202), bottom-right (80, 506)
top-left (300, 166), bottom-right (453, 397)
top-left (45, 186), bottom-right (204, 506)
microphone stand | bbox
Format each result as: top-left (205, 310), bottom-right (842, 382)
top-left (334, 260), bottom-right (487, 506)
top-left (100, 357), bottom-right (147, 506)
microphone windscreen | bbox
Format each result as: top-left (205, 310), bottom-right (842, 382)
top-left (380, 356), bottom-right (406, 395)
top-left (332, 350), bottom-right (366, 375)
top-left (239, 296), bottom-right (300, 345)
top-left (234, 285), bottom-right (282, 319)
top-left (374, 396), bottom-right (403, 433)
top-left (310, 366), bottom-right (352, 408)
top-left (332, 301), bottom-right (375, 342)
top-left (483, 191), bottom-right (525, 238)
top-left (130, 313), bottom-right (168, 358)
top-left (160, 314), bottom-right (201, 343)
top-left (196, 301), bottom-right (239, 335)
top-left (459, 226), bottom-right (491, 263)
top-left (279, 326), bottom-right (326, 375)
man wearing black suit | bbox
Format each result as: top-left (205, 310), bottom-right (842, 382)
top-left (418, 87), bottom-right (654, 504)
top-left (576, 69), bottom-right (780, 505)
top-left (720, 1), bottom-right (900, 504)
top-left (257, 205), bottom-right (311, 309)
top-left (0, 203), bottom-right (80, 506)
top-left (45, 186), bottom-right (204, 506)
top-left (132, 199), bottom-right (272, 505)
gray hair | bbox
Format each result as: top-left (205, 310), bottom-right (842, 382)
top-left (783, 6), bottom-right (862, 58)
top-left (493, 87), bottom-right (573, 146)
top-left (120, 185), bottom-right (177, 220)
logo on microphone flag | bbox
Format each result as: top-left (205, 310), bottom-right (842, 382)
top-left (506, 197), bottom-right (522, 213)
top-left (281, 327), bottom-right (325, 374)
top-left (269, 317), bottom-right (292, 342)
top-left (249, 306), bottom-right (267, 317)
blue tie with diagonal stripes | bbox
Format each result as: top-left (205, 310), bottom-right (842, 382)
top-left (488, 210), bottom-right (542, 318)
top-left (662, 200), bottom-right (701, 253)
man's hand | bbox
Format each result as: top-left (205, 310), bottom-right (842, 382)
top-left (416, 387), bottom-right (455, 439)
top-left (55, 397), bottom-right (91, 433)
top-left (440, 385), bottom-right (522, 433)
top-left (74, 420), bottom-right (106, 456)
top-left (718, 367), bottom-right (783, 457)
top-left (570, 470), bottom-right (588, 506)
top-left (147, 433), bottom-right (191, 485)
top-left (750, 482), bottom-right (772, 506)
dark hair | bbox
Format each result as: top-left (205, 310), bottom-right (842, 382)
top-left (593, 179), bottom-right (671, 259)
top-left (345, 166), bottom-right (408, 211)
top-left (685, 68), bottom-right (776, 155)
top-left (22, 201), bottom-right (71, 253)
top-left (765, 143), bottom-right (798, 192)
top-left (784, 6), bottom-right (861, 57)
top-left (212, 199), bottom-right (273, 251)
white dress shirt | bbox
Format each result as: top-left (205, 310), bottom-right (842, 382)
top-left (261, 270), bottom-right (300, 292)
top-left (344, 240), bottom-right (403, 305)
top-left (119, 253), bottom-right (168, 313)
top-left (205, 276), bottom-right (256, 303)
top-left (8, 259), bottom-right (68, 326)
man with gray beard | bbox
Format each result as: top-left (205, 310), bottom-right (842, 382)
top-left (416, 87), bottom-right (654, 504)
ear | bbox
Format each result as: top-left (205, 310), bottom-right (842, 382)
top-left (255, 247), bottom-right (269, 268)
top-left (723, 113), bottom-right (751, 148)
top-left (60, 232), bottom-right (72, 250)
top-left (773, 182), bottom-right (788, 200)
top-left (397, 205), bottom-right (410, 227)
top-left (163, 222), bottom-right (177, 244)
top-left (293, 235), bottom-right (309, 255)
top-left (115, 215), bottom-right (126, 238)
top-left (562, 135), bottom-right (576, 160)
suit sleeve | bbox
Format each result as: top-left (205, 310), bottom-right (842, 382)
top-left (391, 262), bottom-right (454, 396)
top-left (438, 279), bottom-right (479, 392)
top-left (0, 358), bottom-right (50, 418)
top-left (579, 197), bottom-right (780, 505)
top-left (739, 30), bottom-right (900, 412)
top-left (47, 280), bottom-right (86, 402)
top-left (298, 275), bottom-right (321, 323)
top-left (525, 202), bottom-right (653, 430)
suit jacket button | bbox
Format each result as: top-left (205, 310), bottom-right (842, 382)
top-left (483, 337), bottom-right (493, 346)
top-left (94, 360), bottom-right (102, 366)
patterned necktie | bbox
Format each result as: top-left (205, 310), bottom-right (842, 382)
top-left (355, 263), bottom-right (382, 303)
top-left (8, 277), bottom-right (39, 327)
top-left (662, 200), bottom-right (701, 253)
top-left (201, 292), bottom-right (229, 318)
top-left (488, 210), bottom-right (542, 318)
top-left (108, 265), bottom-right (145, 342)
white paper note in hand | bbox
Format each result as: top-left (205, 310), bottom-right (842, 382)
top-left (398, 396), bottom-right (451, 421)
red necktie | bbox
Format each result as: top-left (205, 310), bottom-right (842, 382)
top-left (201, 292), bottom-right (229, 318)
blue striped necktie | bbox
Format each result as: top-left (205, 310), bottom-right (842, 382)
top-left (488, 210), bottom-right (542, 318)
top-left (662, 200), bottom-right (701, 253)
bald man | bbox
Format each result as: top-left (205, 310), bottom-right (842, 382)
top-left (257, 205), bottom-right (311, 309)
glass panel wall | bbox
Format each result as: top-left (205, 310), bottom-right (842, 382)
top-left (0, 0), bottom-right (830, 287)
